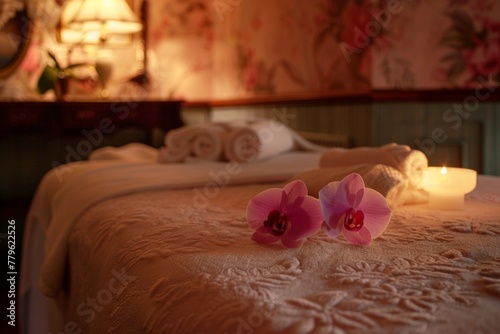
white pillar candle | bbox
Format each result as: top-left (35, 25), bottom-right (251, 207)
top-left (422, 166), bottom-right (477, 210)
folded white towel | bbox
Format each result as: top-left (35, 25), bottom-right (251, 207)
top-left (319, 143), bottom-right (428, 188)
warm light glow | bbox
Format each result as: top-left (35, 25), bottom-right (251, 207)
top-left (422, 166), bottom-right (477, 210)
top-left (59, 0), bottom-right (142, 45)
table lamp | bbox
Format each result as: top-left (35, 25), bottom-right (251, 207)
top-left (59, 0), bottom-right (142, 97)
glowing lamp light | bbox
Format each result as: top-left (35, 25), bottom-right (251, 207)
top-left (58, 0), bottom-right (143, 98)
top-left (59, 0), bottom-right (142, 46)
top-left (422, 166), bottom-right (477, 210)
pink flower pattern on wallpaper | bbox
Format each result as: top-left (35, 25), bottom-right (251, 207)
top-left (465, 18), bottom-right (500, 78)
top-left (150, 0), bottom-right (214, 47)
top-left (235, 0), bottom-right (373, 95)
top-left (314, 0), bottom-right (373, 89)
top-left (338, 0), bottom-right (373, 80)
top-left (238, 46), bottom-right (306, 94)
top-left (440, 0), bottom-right (500, 86)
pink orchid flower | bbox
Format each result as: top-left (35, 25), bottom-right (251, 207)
top-left (319, 173), bottom-right (391, 245)
top-left (247, 180), bottom-right (323, 248)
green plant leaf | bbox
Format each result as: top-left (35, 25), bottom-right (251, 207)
top-left (37, 66), bottom-right (58, 94)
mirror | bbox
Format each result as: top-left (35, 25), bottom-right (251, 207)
top-left (0, 1), bottom-right (32, 78)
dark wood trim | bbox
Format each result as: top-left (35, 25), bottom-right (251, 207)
top-left (2, 88), bottom-right (499, 112)
top-left (182, 90), bottom-right (373, 108)
top-left (182, 88), bottom-right (500, 107)
top-left (372, 89), bottom-right (500, 102)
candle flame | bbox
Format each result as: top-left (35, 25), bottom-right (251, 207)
top-left (441, 166), bottom-right (448, 174)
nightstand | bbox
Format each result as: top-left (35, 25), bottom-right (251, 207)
top-left (1, 100), bottom-right (183, 144)
top-left (0, 99), bottom-right (183, 207)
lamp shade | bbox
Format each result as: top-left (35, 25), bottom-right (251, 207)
top-left (60, 0), bottom-right (142, 45)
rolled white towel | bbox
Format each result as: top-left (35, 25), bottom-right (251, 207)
top-left (158, 123), bottom-right (228, 163)
top-left (158, 127), bottom-right (197, 163)
top-left (319, 143), bottom-right (428, 188)
top-left (290, 164), bottom-right (428, 208)
top-left (224, 119), bottom-right (296, 162)
top-left (191, 125), bottom-right (227, 161)
top-left (385, 144), bottom-right (428, 188)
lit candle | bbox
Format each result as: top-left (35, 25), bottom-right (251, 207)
top-left (422, 166), bottom-right (477, 210)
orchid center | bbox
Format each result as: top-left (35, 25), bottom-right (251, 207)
top-left (264, 209), bottom-right (289, 236)
top-left (343, 209), bottom-right (364, 232)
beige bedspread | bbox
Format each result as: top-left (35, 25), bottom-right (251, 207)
top-left (59, 176), bottom-right (500, 333)
top-left (20, 144), bottom-right (500, 334)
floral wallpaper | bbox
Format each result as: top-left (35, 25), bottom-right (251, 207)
top-left (439, 0), bottom-right (500, 87)
top-left (372, 0), bottom-right (500, 88)
top-left (146, 0), bottom-right (373, 100)
top-left (0, 0), bottom-right (499, 100)
top-left (146, 0), bottom-right (499, 99)
top-left (232, 0), bottom-right (372, 95)
top-left (145, 0), bottom-right (215, 99)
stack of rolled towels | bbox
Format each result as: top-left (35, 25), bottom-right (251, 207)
top-left (157, 120), bottom-right (429, 208)
top-left (157, 119), bottom-right (327, 163)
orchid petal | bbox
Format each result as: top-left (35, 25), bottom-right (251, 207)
top-left (279, 188), bottom-right (289, 212)
top-left (319, 173), bottom-right (392, 245)
top-left (246, 188), bottom-right (283, 230)
top-left (322, 221), bottom-right (341, 237)
top-left (285, 196), bottom-right (323, 241)
top-left (283, 180), bottom-right (307, 209)
top-left (318, 181), bottom-right (340, 220)
top-left (326, 210), bottom-right (345, 235)
top-left (252, 232), bottom-right (280, 244)
top-left (343, 227), bottom-right (372, 245)
top-left (319, 182), bottom-right (350, 229)
top-left (343, 173), bottom-right (365, 208)
top-left (247, 180), bottom-right (328, 248)
top-left (358, 188), bottom-right (392, 239)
